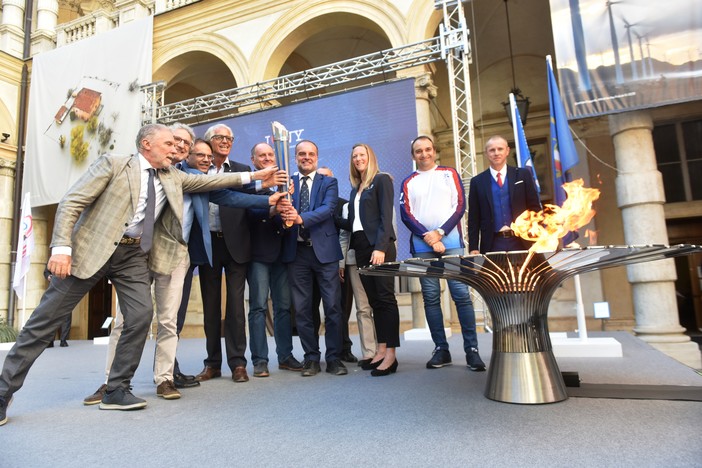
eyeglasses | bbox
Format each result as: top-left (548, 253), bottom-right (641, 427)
top-left (173, 135), bottom-right (192, 148)
top-left (211, 135), bottom-right (234, 143)
top-left (190, 152), bottom-right (213, 159)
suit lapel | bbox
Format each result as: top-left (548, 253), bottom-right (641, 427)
top-left (507, 166), bottom-right (517, 201)
top-left (292, 175), bottom-right (301, 210)
top-left (310, 173), bottom-right (323, 210)
top-left (126, 155), bottom-right (141, 214)
top-left (483, 171), bottom-right (494, 213)
top-left (158, 166), bottom-right (184, 221)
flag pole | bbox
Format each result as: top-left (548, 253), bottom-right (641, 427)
top-left (573, 274), bottom-right (587, 340)
top-left (20, 275), bottom-right (27, 329)
top-left (548, 54), bottom-right (588, 340)
top-left (509, 93), bottom-right (520, 165)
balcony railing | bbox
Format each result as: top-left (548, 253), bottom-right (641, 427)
top-left (56, 10), bottom-right (120, 46)
top-left (55, 0), bottom-right (201, 47)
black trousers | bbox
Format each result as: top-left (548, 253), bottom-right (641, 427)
top-left (351, 232), bottom-right (400, 348)
top-left (198, 234), bottom-right (247, 370)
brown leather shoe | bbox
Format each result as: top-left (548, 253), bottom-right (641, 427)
top-left (156, 380), bottom-right (181, 400)
top-left (83, 384), bottom-right (107, 406)
top-left (233, 366), bottom-right (249, 383)
top-left (195, 366), bottom-right (221, 382)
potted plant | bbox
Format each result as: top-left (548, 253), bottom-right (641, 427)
top-left (0, 317), bottom-right (18, 343)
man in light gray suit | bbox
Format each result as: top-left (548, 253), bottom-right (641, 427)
top-left (0, 123), bottom-right (286, 426)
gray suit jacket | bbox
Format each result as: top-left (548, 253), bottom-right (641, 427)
top-left (51, 153), bottom-right (251, 278)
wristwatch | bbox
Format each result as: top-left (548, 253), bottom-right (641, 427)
top-left (436, 228), bottom-right (445, 237)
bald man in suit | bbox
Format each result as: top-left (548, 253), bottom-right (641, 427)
top-left (468, 135), bottom-right (541, 254)
top-left (0, 124), bottom-right (284, 426)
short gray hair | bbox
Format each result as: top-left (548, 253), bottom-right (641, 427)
top-left (136, 123), bottom-right (169, 151)
top-left (169, 122), bottom-right (195, 142)
top-left (203, 123), bottom-right (233, 142)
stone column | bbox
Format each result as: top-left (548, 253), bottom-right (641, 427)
top-left (409, 72), bottom-right (438, 329)
top-left (609, 110), bottom-right (701, 368)
top-left (0, 0), bottom-right (26, 58)
top-left (32, 0), bottom-right (59, 54)
top-left (414, 72), bottom-right (437, 138)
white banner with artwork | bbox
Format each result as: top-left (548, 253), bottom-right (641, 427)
top-left (24, 17), bottom-right (153, 207)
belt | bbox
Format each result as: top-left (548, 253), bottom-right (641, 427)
top-left (119, 236), bottom-right (141, 245)
top-left (297, 240), bottom-right (313, 247)
top-left (211, 231), bottom-right (224, 238)
top-left (494, 230), bottom-right (515, 238)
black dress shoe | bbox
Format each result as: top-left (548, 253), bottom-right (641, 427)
top-left (325, 359), bottom-right (348, 376)
top-left (47, 340), bottom-right (54, 348)
top-left (174, 372), bottom-right (200, 389)
top-left (371, 359), bottom-right (398, 377)
top-left (301, 360), bottom-right (321, 377)
top-left (60, 340), bottom-right (68, 347)
top-left (339, 350), bottom-right (358, 363)
top-left (358, 358), bottom-right (372, 367)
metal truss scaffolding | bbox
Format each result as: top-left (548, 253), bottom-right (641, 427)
top-left (146, 38), bottom-right (443, 126)
top-left (142, 1), bottom-right (479, 213)
top-left (437, 0), bottom-right (478, 191)
top-left (143, 4), bottom-right (478, 190)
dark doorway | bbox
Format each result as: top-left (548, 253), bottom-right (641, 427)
top-left (88, 277), bottom-right (112, 339)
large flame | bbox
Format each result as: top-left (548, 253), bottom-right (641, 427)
top-left (511, 179), bottom-right (600, 252)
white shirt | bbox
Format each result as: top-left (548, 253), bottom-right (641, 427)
top-left (489, 166), bottom-right (507, 186)
top-left (53, 154), bottom-right (166, 256)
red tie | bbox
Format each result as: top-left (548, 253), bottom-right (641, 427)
top-left (496, 172), bottom-right (503, 188)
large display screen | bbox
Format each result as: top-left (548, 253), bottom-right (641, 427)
top-left (194, 78), bottom-right (419, 261)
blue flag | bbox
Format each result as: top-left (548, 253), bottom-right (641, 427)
top-left (547, 55), bottom-right (580, 244)
top-left (510, 93), bottom-right (540, 193)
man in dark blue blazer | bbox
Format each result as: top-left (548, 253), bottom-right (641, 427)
top-left (246, 143), bottom-right (303, 377)
top-left (281, 140), bottom-right (347, 377)
top-left (468, 135), bottom-right (541, 254)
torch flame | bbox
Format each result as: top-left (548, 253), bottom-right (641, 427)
top-left (510, 179), bottom-right (600, 253)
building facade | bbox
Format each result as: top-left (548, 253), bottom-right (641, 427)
top-left (0, 0), bottom-right (699, 366)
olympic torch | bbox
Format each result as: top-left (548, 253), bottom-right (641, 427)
top-left (271, 121), bottom-right (293, 227)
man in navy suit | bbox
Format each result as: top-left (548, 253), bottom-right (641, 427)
top-left (246, 143), bottom-right (303, 377)
top-left (281, 140), bottom-right (347, 377)
top-left (468, 135), bottom-right (541, 254)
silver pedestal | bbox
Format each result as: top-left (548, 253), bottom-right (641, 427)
top-left (362, 244), bottom-right (702, 404)
top-left (486, 351), bottom-right (567, 404)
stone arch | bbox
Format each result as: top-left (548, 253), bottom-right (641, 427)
top-left (406, 0), bottom-right (442, 43)
top-left (153, 36), bottom-right (249, 91)
top-left (249, 0), bottom-right (407, 82)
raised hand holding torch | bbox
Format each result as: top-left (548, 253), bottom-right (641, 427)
top-left (271, 121), bottom-right (294, 227)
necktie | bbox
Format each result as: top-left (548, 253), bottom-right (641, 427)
top-left (299, 176), bottom-right (310, 213)
top-left (141, 168), bottom-right (156, 252)
top-left (496, 172), bottom-right (503, 188)
top-left (299, 176), bottom-right (310, 240)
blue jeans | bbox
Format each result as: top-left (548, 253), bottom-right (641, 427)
top-left (247, 261), bottom-right (293, 364)
top-left (417, 248), bottom-right (478, 352)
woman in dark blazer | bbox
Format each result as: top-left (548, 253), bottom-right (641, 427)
top-left (343, 143), bottom-right (400, 376)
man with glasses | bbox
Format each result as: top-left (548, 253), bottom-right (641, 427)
top-left (83, 129), bottom-right (286, 404)
top-left (1, 123), bottom-right (286, 425)
top-left (195, 124), bottom-right (256, 383)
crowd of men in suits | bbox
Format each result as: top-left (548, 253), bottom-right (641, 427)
top-left (0, 124), bottom-right (538, 426)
